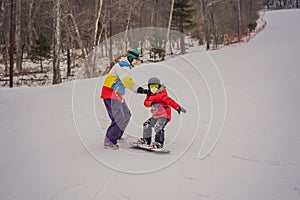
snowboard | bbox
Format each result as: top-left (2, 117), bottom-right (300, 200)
top-left (130, 142), bottom-right (170, 154)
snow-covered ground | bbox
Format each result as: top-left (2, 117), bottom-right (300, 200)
top-left (1, 9), bottom-right (300, 200)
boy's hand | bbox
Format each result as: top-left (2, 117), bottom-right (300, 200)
top-left (177, 107), bottom-right (187, 115)
top-left (151, 103), bottom-right (161, 110)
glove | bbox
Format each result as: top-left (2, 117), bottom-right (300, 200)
top-left (177, 106), bottom-right (187, 115)
top-left (151, 103), bottom-right (161, 110)
top-left (137, 87), bottom-right (145, 94)
top-left (137, 87), bottom-right (151, 96)
top-left (144, 89), bottom-right (151, 96)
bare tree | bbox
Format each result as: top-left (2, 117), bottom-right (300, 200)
top-left (9, 0), bottom-right (15, 87)
top-left (93, 0), bottom-right (103, 46)
top-left (151, 0), bottom-right (158, 27)
top-left (26, 0), bottom-right (35, 51)
top-left (53, 0), bottom-right (61, 84)
top-left (123, 0), bottom-right (133, 53)
top-left (166, 0), bottom-right (174, 54)
top-left (199, 0), bottom-right (211, 49)
top-left (66, 0), bottom-right (88, 58)
top-left (0, 0), bottom-right (267, 86)
top-left (1, 0), bottom-right (10, 75)
top-left (15, 0), bottom-right (22, 73)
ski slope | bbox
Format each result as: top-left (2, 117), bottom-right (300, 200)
top-left (1, 9), bottom-right (300, 200)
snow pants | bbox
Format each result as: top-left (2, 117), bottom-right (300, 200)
top-left (143, 117), bottom-right (168, 146)
top-left (103, 99), bottom-right (131, 145)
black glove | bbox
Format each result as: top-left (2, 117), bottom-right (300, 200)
top-left (137, 87), bottom-right (145, 94)
top-left (137, 87), bottom-right (151, 96)
top-left (144, 89), bottom-right (151, 96)
top-left (151, 103), bottom-right (161, 110)
top-left (177, 106), bottom-right (187, 115)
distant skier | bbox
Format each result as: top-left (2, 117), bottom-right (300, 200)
top-left (137, 77), bottom-right (186, 149)
top-left (100, 49), bottom-right (148, 150)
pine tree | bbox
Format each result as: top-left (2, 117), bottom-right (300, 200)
top-left (29, 33), bottom-right (51, 72)
top-left (172, 0), bottom-right (196, 54)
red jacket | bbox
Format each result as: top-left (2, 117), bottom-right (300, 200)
top-left (144, 86), bottom-right (180, 121)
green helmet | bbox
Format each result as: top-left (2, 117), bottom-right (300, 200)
top-left (126, 49), bottom-right (140, 63)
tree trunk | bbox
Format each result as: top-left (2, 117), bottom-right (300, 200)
top-left (93, 0), bottom-right (103, 47)
top-left (27, 0), bottom-right (34, 51)
top-left (9, 0), bottom-right (15, 87)
top-left (123, 0), bottom-right (132, 53)
top-left (104, 26), bottom-right (109, 58)
top-left (53, 0), bottom-right (61, 84)
top-left (237, 0), bottom-right (241, 38)
top-left (67, 48), bottom-right (71, 77)
top-left (166, 0), bottom-right (174, 55)
top-left (109, 0), bottom-right (112, 64)
top-left (200, 0), bottom-right (210, 50)
top-left (138, 4), bottom-right (145, 55)
top-left (31, 0), bottom-right (40, 40)
top-left (180, 31), bottom-right (185, 54)
top-left (64, 21), bottom-right (73, 78)
top-left (68, 13), bottom-right (88, 58)
top-left (40, 59), bottom-right (43, 72)
top-left (15, 0), bottom-right (22, 73)
top-left (210, 8), bottom-right (217, 48)
top-left (1, 0), bottom-right (9, 76)
top-left (97, 14), bottom-right (106, 46)
top-left (3, 35), bottom-right (10, 75)
top-left (178, 4), bottom-right (186, 54)
top-left (151, 0), bottom-right (157, 27)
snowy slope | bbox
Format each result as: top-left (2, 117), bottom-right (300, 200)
top-left (1, 10), bottom-right (300, 200)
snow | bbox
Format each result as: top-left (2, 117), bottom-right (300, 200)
top-left (1, 9), bottom-right (300, 200)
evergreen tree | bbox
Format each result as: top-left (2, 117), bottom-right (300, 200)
top-left (29, 33), bottom-right (51, 72)
top-left (172, 0), bottom-right (196, 54)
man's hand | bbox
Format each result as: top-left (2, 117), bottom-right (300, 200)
top-left (137, 87), bottom-right (151, 96)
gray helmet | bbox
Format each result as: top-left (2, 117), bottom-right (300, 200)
top-left (148, 77), bottom-right (161, 87)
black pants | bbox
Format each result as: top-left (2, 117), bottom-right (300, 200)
top-left (143, 117), bottom-right (168, 146)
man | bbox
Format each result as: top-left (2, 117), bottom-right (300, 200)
top-left (100, 49), bottom-right (147, 149)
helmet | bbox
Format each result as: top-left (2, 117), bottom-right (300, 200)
top-left (148, 77), bottom-right (161, 86)
top-left (126, 49), bottom-right (140, 63)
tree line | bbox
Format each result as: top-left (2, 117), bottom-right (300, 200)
top-left (1, 0), bottom-right (295, 86)
top-left (263, 0), bottom-right (299, 9)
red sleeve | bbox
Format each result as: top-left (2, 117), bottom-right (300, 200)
top-left (161, 94), bottom-right (180, 110)
top-left (144, 89), bottom-right (180, 110)
top-left (144, 96), bottom-right (153, 107)
top-left (144, 92), bottom-right (164, 107)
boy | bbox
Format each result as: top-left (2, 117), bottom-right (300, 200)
top-left (137, 77), bottom-right (186, 149)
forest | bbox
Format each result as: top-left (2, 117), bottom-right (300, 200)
top-left (0, 0), bottom-right (299, 86)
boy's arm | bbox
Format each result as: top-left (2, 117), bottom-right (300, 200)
top-left (144, 97), bottom-right (153, 108)
top-left (161, 95), bottom-right (187, 114)
top-left (160, 95), bottom-right (180, 110)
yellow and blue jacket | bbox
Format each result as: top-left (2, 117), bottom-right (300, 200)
top-left (100, 58), bottom-right (138, 102)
